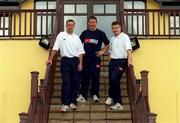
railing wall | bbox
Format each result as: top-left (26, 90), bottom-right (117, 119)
top-left (1, 9), bottom-right (180, 39)
top-left (0, 9), bottom-right (56, 38)
top-left (122, 9), bottom-right (180, 38)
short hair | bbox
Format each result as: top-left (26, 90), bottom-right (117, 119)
top-left (112, 21), bottom-right (121, 27)
top-left (66, 19), bottom-right (75, 25)
top-left (88, 16), bottom-right (97, 22)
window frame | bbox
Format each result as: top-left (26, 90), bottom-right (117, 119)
top-left (34, 0), bottom-right (56, 36)
top-left (0, 13), bottom-right (11, 37)
top-left (169, 13), bottom-right (180, 35)
top-left (124, 0), bottom-right (146, 10)
top-left (61, 0), bottom-right (120, 37)
top-left (124, 0), bottom-right (146, 36)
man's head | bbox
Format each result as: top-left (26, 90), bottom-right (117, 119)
top-left (111, 21), bottom-right (122, 36)
top-left (88, 16), bottom-right (97, 31)
top-left (66, 19), bottom-right (75, 34)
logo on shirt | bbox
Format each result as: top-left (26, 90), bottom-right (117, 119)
top-left (84, 38), bottom-right (90, 43)
top-left (96, 64), bottom-right (100, 68)
top-left (84, 38), bottom-right (98, 44)
top-left (119, 67), bottom-right (123, 71)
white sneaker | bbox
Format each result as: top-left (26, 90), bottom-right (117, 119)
top-left (76, 95), bottom-right (86, 103)
top-left (105, 97), bottom-right (113, 105)
top-left (93, 95), bottom-right (99, 102)
top-left (61, 104), bottom-right (69, 112)
top-left (110, 103), bottom-right (123, 110)
top-left (70, 103), bottom-right (77, 110)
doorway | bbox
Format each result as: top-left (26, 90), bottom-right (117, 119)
top-left (61, 0), bottom-right (122, 39)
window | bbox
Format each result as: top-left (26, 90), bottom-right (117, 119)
top-left (63, 2), bottom-right (117, 39)
top-left (124, 0), bottom-right (145, 9)
top-left (63, 3), bottom-right (88, 36)
top-left (170, 15), bottom-right (180, 35)
top-left (0, 14), bottom-right (10, 36)
top-left (93, 3), bottom-right (117, 39)
top-left (93, 4), bottom-right (117, 14)
top-left (35, 0), bottom-right (56, 36)
top-left (124, 0), bottom-right (146, 35)
top-left (159, 1), bottom-right (180, 35)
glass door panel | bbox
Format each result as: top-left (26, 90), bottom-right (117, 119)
top-left (64, 16), bottom-right (87, 36)
top-left (96, 16), bottom-right (116, 40)
top-left (62, 1), bottom-right (119, 38)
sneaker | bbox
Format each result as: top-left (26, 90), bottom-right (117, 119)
top-left (61, 104), bottom-right (69, 112)
top-left (110, 103), bottom-right (123, 110)
top-left (93, 95), bottom-right (99, 102)
top-left (70, 103), bottom-right (77, 110)
top-left (105, 97), bottom-right (113, 105)
top-left (76, 95), bottom-right (86, 103)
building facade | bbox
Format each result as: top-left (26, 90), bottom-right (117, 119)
top-left (0, 0), bottom-right (180, 123)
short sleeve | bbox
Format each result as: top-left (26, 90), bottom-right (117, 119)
top-left (108, 38), bottom-right (113, 53)
top-left (101, 31), bottom-right (110, 46)
top-left (80, 31), bottom-right (85, 43)
top-left (52, 33), bottom-right (62, 51)
top-left (77, 38), bottom-right (85, 55)
top-left (124, 34), bottom-right (132, 51)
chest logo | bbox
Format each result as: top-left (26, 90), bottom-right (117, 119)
top-left (84, 38), bottom-right (98, 44)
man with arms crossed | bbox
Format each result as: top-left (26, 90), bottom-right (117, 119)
top-left (105, 21), bottom-right (133, 110)
top-left (46, 19), bottom-right (85, 112)
top-left (76, 16), bottom-right (109, 103)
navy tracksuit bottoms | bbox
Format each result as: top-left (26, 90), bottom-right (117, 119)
top-left (60, 57), bottom-right (80, 105)
top-left (80, 55), bottom-right (101, 99)
top-left (108, 59), bottom-right (127, 104)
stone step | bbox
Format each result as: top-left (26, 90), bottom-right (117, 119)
top-left (53, 80), bottom-right (127, 86)
top-left (51, 94), bottom-right (129, 99)
top-left (51, 56), bottom-right (132, 123)
top-left (53, 83), bottom-right (127, 90)
top-left (54, 72), bottom-right (111, 78)
top-left (52, 89), bottom-right (128, 97)
top-left (51, 97), bottom-right (130, 105)
top-left (50, 103), bottom-right (130, 112)
top-left (49, 119), bottom-right (132, 123)
top-left (51, 100), bottom-right (130, 106)
top-left (53, 76), bottom-right (127, 84)
top-left (49, 111), bottom-right (131, 120)
top-left (53, 88), bottom-right (128, 93)
top-left (53, 79), bottom-right (127, 85)
top-left (54, 72), bottom-right (126, 78)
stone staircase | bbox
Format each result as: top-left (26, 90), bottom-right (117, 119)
top-left (48, 56), bottom-right (132, 123)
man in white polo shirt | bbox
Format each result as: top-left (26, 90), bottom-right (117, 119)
top-left (105, 21), bottom-right (133, 110)
top-left (46, 19), bottom-right (85, 112)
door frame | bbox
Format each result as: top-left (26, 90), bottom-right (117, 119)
top-left (59, 0), bottom-right (124, 31)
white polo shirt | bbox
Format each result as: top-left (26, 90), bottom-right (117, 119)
top-left (53, 31), bottom-right (85, 58)
top-left (109, 32), bottom-right (132, 59)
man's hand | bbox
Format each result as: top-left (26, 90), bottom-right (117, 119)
top-left (96, 49), bottom-right (106, 57)
top-left (78, 63), bottom-right (83, 71)
top-left (127, 49), bottom-right (133, 68)
top-left (128, 60), bottom-right (133, 68)
top-left (46, 50), bottom-right (57, 66)
top-left (46, 59), bottom-right (52, 66)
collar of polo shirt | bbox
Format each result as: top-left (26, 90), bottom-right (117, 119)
top-left (65, 31), bottom-right (75, 36)
top-left (115, 32), bottom-right (123, 38)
